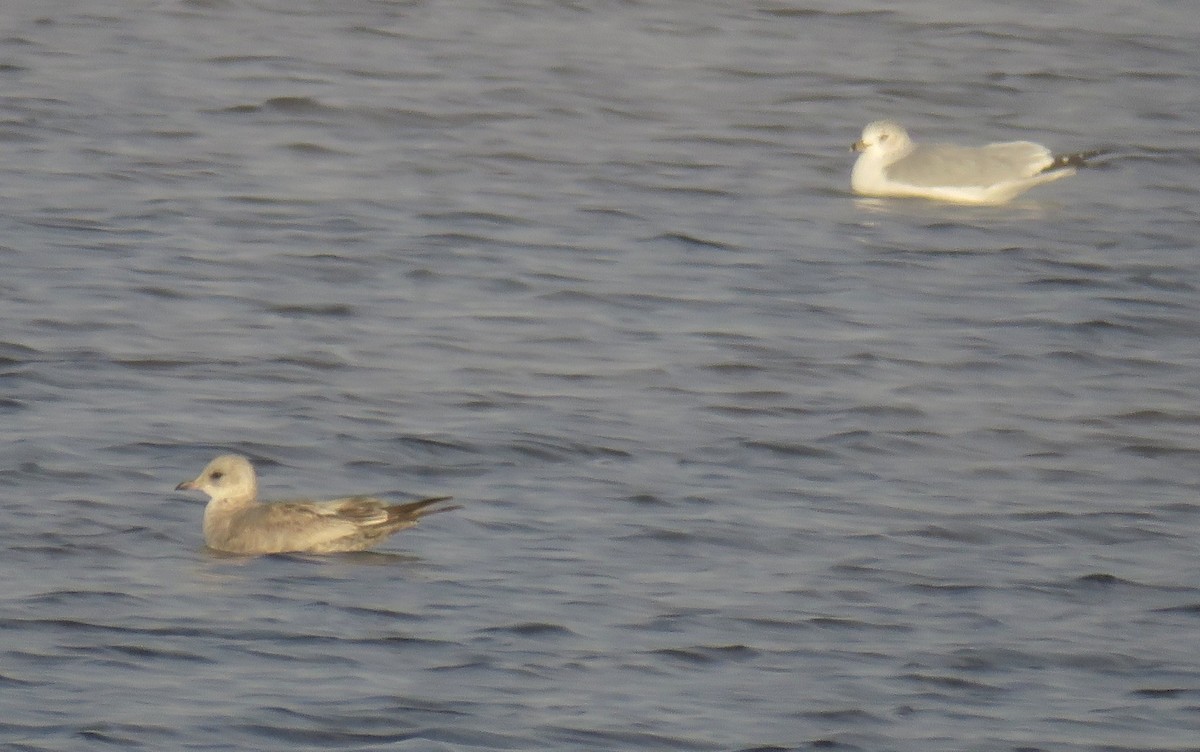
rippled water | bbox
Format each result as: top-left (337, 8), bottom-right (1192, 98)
top-left (4, 2), bottom-right (1200, 750)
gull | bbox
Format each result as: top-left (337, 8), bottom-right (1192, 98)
top-left (850, 120), bottom-right (1102, 205)
top-left (175, 454), bottom-right (457, 555)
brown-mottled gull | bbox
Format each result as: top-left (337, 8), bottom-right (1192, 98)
top-left (851, 120), bottom-right (1103, 205)
top-left (175, 454), bottom-right (457, 555)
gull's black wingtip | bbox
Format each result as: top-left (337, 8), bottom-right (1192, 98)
top-left (1042, 149), bottom-right (1112, 172)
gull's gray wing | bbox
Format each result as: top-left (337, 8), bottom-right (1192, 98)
top-left (886, 141), bottom-right (1054, 187)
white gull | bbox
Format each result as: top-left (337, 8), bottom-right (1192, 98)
top-left (176, 454), bottom-right (457, 555)
top-left (850, 120), bottom-right (1101, 205)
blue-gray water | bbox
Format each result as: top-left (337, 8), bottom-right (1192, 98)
top-left (3, 2), bottom-right (1200, 750)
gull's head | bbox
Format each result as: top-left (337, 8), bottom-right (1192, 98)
top-left (176, 454), bottom-right (258, 505)
top-left (852, 120), bottom-right (913, 158)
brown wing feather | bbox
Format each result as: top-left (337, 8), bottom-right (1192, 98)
top-left (384, 496), bottom-right (458, 526)
top-left (323, 496), bottom-right (390, 525)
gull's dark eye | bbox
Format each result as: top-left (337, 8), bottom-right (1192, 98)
top-left (210, 471), bottom-right (224, 481)
top-left (879, 133), bottom-right (889, 142)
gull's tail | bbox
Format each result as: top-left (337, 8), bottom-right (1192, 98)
top-left (1042, 149), bottom-right (1110, 172)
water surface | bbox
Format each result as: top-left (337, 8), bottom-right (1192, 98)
top-left (3, 2), bottom-right (1200, 750)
